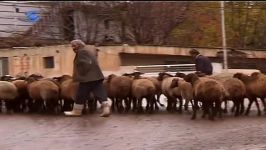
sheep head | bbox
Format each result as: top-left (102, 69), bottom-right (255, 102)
top-left (175, 72), bottom-right (186, 78)
top-left (26, 74), bottom-right (43, 83)
top-left (195, 71), bottom-right (206, 77)
top-left (107, 74), bottom-right (117, 83)
top-left (233, 73), bottom-right (253, 84)
top-left (158, 72), bottom-right (173, 81)
top-left (250, 72), bottom-right (261, 79)
top-left (184, 73), bottom-right (199, 85)
top-left (53, 75), bottom-right (72, 84)
top-left (1, 75), bottom-right (16, 82)
top-left (26, 76), bottom-right (38, 83)
top-left (132, 71), bottom-right (144, 79)
top-left (170, 78), bottom-right (179, 88)
top-left (124, 71), bottom-right (144, 79)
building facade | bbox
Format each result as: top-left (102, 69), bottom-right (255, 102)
top-left (0, 44), bottom-right (265, 77)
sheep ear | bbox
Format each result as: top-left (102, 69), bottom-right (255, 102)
top-left (134, 71), bottom-right (143, 76)
top-left (107, 74), bottom-right (115, 83)
top-left (170, 78), bottom-right (179, 88)
top-left (251, 72), bottom-right (260, 78)
top-left (233, 73), bottom-right (241, 79)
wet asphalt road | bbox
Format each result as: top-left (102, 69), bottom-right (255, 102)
top-left (1, 101), bottom-right (266, 150)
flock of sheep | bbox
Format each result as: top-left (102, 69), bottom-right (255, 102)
top-left (0, 71), bottom-right (265, 120)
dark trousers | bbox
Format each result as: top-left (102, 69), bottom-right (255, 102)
top-left (75, 79), bottom-right (107, 105)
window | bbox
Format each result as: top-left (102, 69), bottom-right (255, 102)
top-left (15, 8), bottom-right (19, 13)
top-left (43, 56), bottom-right (54, 68)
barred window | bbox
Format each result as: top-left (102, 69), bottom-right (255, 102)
top-left (43, 56), bottom-right (54, 68)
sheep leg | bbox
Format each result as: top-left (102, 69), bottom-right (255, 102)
top-left (156, 94), bottom-right (165, 107)
top-left (111, 98), bottom-right (115, 112)
top-left (157, 94), bottom-right (164, 106)
top-left (137, 98), bottom-right (143, 113)
top-left (223, 100), bottom-right (228, 114)
top-left (202, 102), bottom-right (208, 118)
top-left (125, 97), bottom-right (131, 113)
top-left (191, 99), bottom-right (198, 120)
top-left (45, 101), bottom-right (52, 114)
top-left (145, 98), bottom-right (151, 113)
top-left (12, 98), bottom-right (21, 113)
top-left (22, 99), bottom-right (28, 113)
top-left (117, 98), bottom-right (124, 113)
top-left (56, 100), bottom-right (61, 114)
top-left (245, 98), bottom-right (254, 116)
top-left (59, 99), bottom-right (63, 112)
top-left (209, 102), bottom-right (215, 121)
top-left (28, 99), bottom-right (35, 113)
top-left (149, 97), bottom-right (156, 114)
top-left (184, 100), bottom-right (189, 111)
top-left (177, 96), bottom-right (183, 113)
top-left (132, 98), bottom-right (137, 112)
top-left (215, 100), bottom-right (222, 118)
top-left (192, 100), bottom-right (200, 110)
top-left (115, 98), bottom-right (120, 113)
top-left (154, 94), bottom-right (159, 110)
top-left (172, 99), bottom-right (178, 113)
top-left (260, 97), bottom-right (266, 112)
top-left (231, 103), bottom-right (236, 113)
top-left (154, 99), bottom-right (159, 111)
top-left (240, 98), bottom-right (245, 115)
top-left (35, 100), bottom-right (43, 113)
top-left (166, 97), bottom-right (172, 112)
top-left (5, 100), bottom-right (14, 114)
top-left (234, 100), bottom-right (240, 117)
top-left (255, 98), bottom-right (261, 116)
top-left (145, 98), bottom-right (150, 112)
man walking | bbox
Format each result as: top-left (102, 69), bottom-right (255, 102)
top-left (64, 39), bottom-right (111, 117)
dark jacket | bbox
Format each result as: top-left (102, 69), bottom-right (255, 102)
top-left (195, 54), bottom-right (213, 75)
top-left (72, 47), bottom-right (104, 82)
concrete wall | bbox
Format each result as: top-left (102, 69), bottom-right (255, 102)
top-left (1, 44), bottom-right (266, 77)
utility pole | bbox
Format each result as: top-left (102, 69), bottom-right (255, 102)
top-left (221, 1), bottom-right (228, 71)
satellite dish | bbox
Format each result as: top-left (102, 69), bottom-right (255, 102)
top-left (25, 11), bottom-right (40, 22)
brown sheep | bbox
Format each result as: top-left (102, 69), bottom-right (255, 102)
top-left (124, 73), bottom-right (165, 110)
top-left (170, 77), bottom-right (193, 112)
top-left (0, 81), bottom-right (18, 113)
top-left (105, 74), bottom-right (133, 113)
top-left (53, 75), bottom-right (78, 111)
top-left (11, 79), bottom-right (29, 112)
top-left (128, 72), bottom-right (157, 113)
top-left (233, 72), bottom-right (266, 116)
top-left (207, 72), bottom-right (245, 115)
top-left (184, 73), bottom-right (227, 120)
top-left (0, 75), bottom-right (28, 113)
top-left (158, 72), bottom-right (184, 113)
top-left (145, 77), bottom-right (165, 109)
top-left (27, 76), bottom-right (60, 114)
top-left (175, 72), bottom-right (186, 78)
top-left (222, 78), bottom-right (246, 116)
top-left (250, 72), bottom-right (266, 111)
